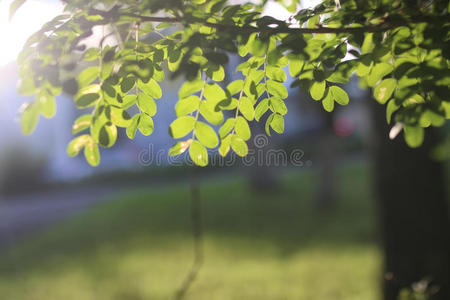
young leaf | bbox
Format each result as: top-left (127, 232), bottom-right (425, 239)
top-left (169, 116), bottom-right (196, 139)
top-left (179, 79), bottom-right (204, 98)
top-left (138, 79), bottom-right (162, 99)
top-left (266, 65), bottom-right (287, 83)
top-left (267, 80), bottom-right (288, 99)
top-left (403, 126), bottom-right (424, 148)
top-left (367, 63), bottom-right (394, 87)
top-left (235, 116), bottom-right (251, 141)
top-left (219, 118), bottom-right (235, 139)
top-left (226, 80), bottom-right (244, 96)
top-left (72, 114), bottom-right (92, 134)
top-left (98, 123), bottom-right (117, 148)
top-left (189, 140), bottom-right (208, 166)
top-left (169, 139), bottom-right (193, 156)
top-left (270, 113), bottom-right (285, 134)
top-left (231, 135), bottom-right (248, 157)
top-left (137, 93), bottom-right (157, 116)
top-left (121, 77), bottom-right (136, 93)
top-left (310, 81), bottom-right (326, 100)
top-left (194, 121), bottom-right (219, 148)
top-left (21, 102), bottom-right (39, 135)
top-left (239, 97), bottom-right (255, 121)
top-left (322, 90), bottom-right (335, 112)
top-left (78, 66), bottom-right (99, 87)
top-left (138, 114), bottom-right (154, 136)
top-left (255, 98), bottom-right (270, 121)
top-left (84, 139), bottom-right (100, 166)
top-left (373, 78), bottom-right (396, 104)
top-left (175, 95), bottom-right (200, 117)
top-left (126, 114), bottom-right (140, 139)
top-left (330, 86), bottom-right (349, 105)
top-left (110, 107), bottom-right (132, 127)
top-left (218, 134), bottom-right (232, 157)
top-left (37, 90), bottom-right (56, 118)
top-left (270, 97), bottom-right (288, 115)
top-left (67, 134), bottom-right (90, 157)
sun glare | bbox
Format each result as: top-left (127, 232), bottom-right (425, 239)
top-left (0, 0), bottom-right (63, 66)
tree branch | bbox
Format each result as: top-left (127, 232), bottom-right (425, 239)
top-left (89, 8), bottom-right (446, 35)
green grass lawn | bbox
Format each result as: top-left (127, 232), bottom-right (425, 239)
top-left (0, 163), bottom-right (381, 300)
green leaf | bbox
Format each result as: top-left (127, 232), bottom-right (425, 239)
top-left (270, 97), bottom-right (287, 115)
top-left (137, 93), bottom-right (157, 116)
top-left (322, 90), bottom-right (334, 112)
top-left (270, 113), bottom-right (284, 134)
top-left (98, 123), bottom-right (118, 148)
top-left (239, 97), bottom-right (255, 121)
top-left (330, 86), bottom-right (349, 105)
top-left (121, 77), bottom-right (136, 93)
top-left (420, 110), bottom-right (445, 127)
top-left (175, 95), bottom-right (201, 117)
top-left (204, 83), bottom-right (226, 103)
top-left (367, 63), bottom-right (393, 87)
top-left (126, 114), bottom-right (140, 139)
top-left (219, 118), bottom-right (235, 139)
top-left (67, 134), bottom-right (90, 157)
top-left (373, 78), bottom-right (396, 104)
top-left (75, 84), bottom-right (101, 108)
top-left (266, 65), bottom-right (286, 83)
top-left (138, 114), bottom-right (154, 136)
top-left (231, 135), bottom-right (248, 157)
top-left (179, 79), bottom-right (204, 98)
top-left (78, 66), bottom-right (99, 87)
top-left (235, 116), bottom-right (251, 141)
top-left (110, 107), bottom-right (132, 127)
top-left (194, 121), bottom-right (218, 148)
top-left (72, 114), bottom-right (92, 134)
top-left (226, 80), bottom-right (244, 96)
top-left (288, 54), bottom-right (304, 77)
top-left (84, 139), bottom-right (100, 166)
top-left (37, 90), bottom-right (56, 118)
top-left (267, 80), bottom-right (288, 99)
top-left (189, 140), bottom-right (208, 166)
top-left (386, 99), bottom-right (399, 124)
top-left (403, 126), bottom-right (424, 148)
top-left (21, 102), bottom-right (39, 135)
top-left (199, 101), bottom-right (224, 125)
top-left (169, 139), bottom-right (193, 156)
top-left (75, 93), bottom-right (100, 108)
top-left (207, 65), bottom-right (225, 81)
top-left (310, 81), bottom-right (326, 100)
top-left (265, 113), bottom-right (274, 136)
top-left (138, 79), bottom-right (162, 99)
top-left (255, 98), bottom-right (269, 121)
top-left (169, 116), bottom-right (196, 139)
top-left (218, 134), bottom-right (232, 157)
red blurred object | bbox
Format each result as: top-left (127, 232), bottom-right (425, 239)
top-left (333, 117), bottom-right (355, 137)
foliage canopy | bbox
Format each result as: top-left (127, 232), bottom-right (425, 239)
top-left (12, 0), bottom-right (450, 166)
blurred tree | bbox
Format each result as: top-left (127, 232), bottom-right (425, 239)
top-left (11, 0), bottom-right (450, 299)
top-left (371, 96), bottom-right (449, 300)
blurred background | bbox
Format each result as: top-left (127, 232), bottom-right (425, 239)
top-left (0, 1), bottom-right (448, 300)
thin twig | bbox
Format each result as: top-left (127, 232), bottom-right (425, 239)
top-left (174, 171), bottom-right (204, 300)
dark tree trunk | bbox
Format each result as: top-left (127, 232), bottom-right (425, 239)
top-left (370, 97), bottom-right (450, 300)
top-left (315, 110), bottom-right (338, 210)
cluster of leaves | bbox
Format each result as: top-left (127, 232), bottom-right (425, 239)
top-left (12, 0), bottom-right (450, 166)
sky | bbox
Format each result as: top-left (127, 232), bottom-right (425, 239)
top-left (0, 0), bottom-right (322, 67)
top-left (0, 0), bottom-right (64, 66)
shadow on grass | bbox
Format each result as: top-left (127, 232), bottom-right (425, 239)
top-left (0, 161), bottom-right (375, 274)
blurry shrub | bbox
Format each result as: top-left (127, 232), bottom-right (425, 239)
top-left (0, 145), bottom-right (47, 195)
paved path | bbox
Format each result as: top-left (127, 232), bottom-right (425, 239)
top-left (0, 185), bottom-right (125, 252)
